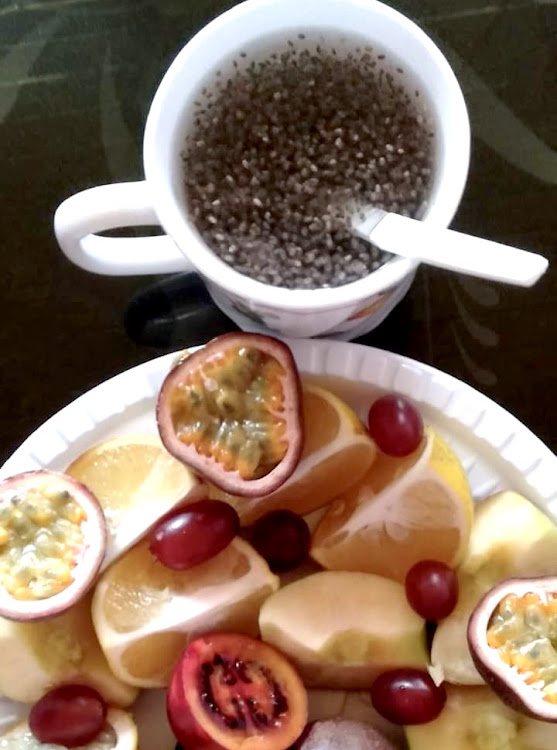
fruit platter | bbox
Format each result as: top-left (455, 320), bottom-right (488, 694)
top-left (0, 335), bottom-right (556, 750)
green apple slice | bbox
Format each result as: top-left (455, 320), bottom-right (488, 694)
top-left (405, 685), bottom-right (557, 750)
top-left (259, 570), bottom-right (427, 689)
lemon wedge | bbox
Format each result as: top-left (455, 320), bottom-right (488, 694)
top-left (91, 537), bottom-right (278, 688)
top-left (66, 434), bottom-right (197, 567)
top-left (311, 428), bottom-right (474, 582)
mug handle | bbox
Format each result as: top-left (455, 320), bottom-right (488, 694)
top-left (54, 181), bottom-right (193, 276)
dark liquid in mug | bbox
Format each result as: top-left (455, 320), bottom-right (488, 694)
top-left (182, 29), bottom-right (435, 290)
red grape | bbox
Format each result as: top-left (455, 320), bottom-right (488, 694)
top-left (367, 394), bottom-right (424, 457)
top-left (405, 560), bottom-right (458, 621)
top-left (150, 499), bottom-right (239, 570)
top-left (370, 669), bottom-right (446, 725)
top-left (251, 510), bottom-right (310, 572)
top-left (29, 684), bottom-right (107, 747)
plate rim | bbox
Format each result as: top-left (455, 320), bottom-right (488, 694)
top-left (1, 338), bottom-right (556, 512)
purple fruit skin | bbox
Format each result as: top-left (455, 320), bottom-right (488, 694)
top-left (467, 576), bottom-right (557, 723)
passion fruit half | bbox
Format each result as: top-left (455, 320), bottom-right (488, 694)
top-left (167, 632), bottom-right (308, 750)
top-left (467, 576), bottom-right (557, 721)
top-left (0, 470), bottom-right (106, 621)
top-left (157, 334), bottom-right (303, 497)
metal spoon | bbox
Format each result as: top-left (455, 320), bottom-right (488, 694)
top-left (353, 208), bottom-right (548, 287)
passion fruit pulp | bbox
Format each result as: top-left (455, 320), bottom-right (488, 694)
top-left (167, 632), bottom-right (308, 750)
top-left (157, 334), bottom-right (303, 497)
top-left (468, 576), bottom-right (557, 722)
top-left (0, 470), bottom-right (106, 621)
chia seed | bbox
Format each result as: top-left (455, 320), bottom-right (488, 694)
top-left (182, 31), bottom-right (435, 289)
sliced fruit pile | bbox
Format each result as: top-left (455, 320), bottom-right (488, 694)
top-left (0, 332), bottom-right (555, 750)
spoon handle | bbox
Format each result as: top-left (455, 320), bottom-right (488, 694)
top-left (356, 210), bottom-right (548, 287)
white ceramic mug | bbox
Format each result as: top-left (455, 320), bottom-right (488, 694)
top-left (54, 0), bottom-right (470, 340)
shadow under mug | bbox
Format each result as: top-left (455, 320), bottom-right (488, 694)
top-left (54, 0), bottom-right (470, 340)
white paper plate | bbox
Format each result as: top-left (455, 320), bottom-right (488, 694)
top-left (1, 339), bottom-right (556, 746)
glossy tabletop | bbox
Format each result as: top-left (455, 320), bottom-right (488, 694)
top-left (1, 0), bottom-right (556, 463)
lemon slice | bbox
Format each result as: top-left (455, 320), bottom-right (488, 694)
top-left (311, 428), bottom-right (474, 582)
top-left (91, 537), bottom-right (279, 688)
top-left (0, 708), bottom-right (137, 749)
top-left (210, 383), bottom-right (377, 525)
top-left (0, 592), bottom-right (137, 707)
top-left (66, 435), bottom-right (197, 568)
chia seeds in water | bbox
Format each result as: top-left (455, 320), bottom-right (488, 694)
top-left (182, 31), bottom-right (435, 290)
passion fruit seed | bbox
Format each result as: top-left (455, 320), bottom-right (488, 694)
top-left (169, 346), bottom-right (288, 480)
top-left (199, 653), bottom-right (289, 730)
top-left (0, 484), bottom-right (86, 601)
top-left (487, 591), bottom-right (557, 704)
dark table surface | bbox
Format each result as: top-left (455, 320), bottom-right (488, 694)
top-left (1, 0), bottom-right (556, 465)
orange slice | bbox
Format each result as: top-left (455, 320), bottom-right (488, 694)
top-left (66, 434), bottom-right (197, 568)
top-left (311, 428), bottom-right (474, 582)
top-left (91, 538), bottom-right (279, 688)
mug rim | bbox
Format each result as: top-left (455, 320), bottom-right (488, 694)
top-left (144, 0), bottom-right (471, 313)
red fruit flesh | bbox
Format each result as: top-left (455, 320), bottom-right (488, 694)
top-left (150, 499), bottom-right (239, 570)
top-left (468, 576), bottom-right (557, 722)
top-left (405, 560), bottom-right (458, 621)
top-left (157, 334), bottom-right (303, 497)
top-left (167, 632), bottom-right (308, 750)
top-left (0, 470), bottom-right (106, 621)
top-left (370, 669), bottom-right (446, 725)
top-left (367, 394), bottom-right (423, 457)
top-left (251, 511), bottom-right (310, 572)
top-left (29, 684), bottom-right (107, 747)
